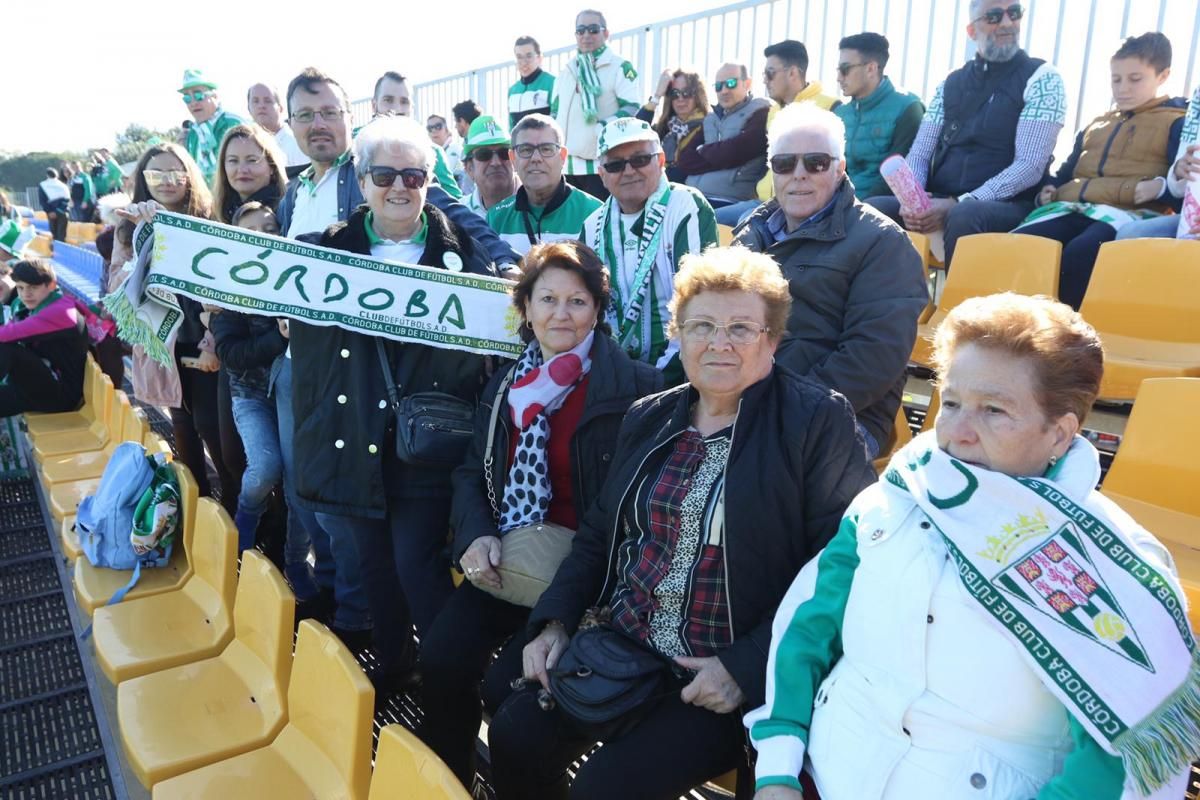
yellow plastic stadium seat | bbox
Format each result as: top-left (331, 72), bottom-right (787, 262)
top-left (910, 234), bottom-right (1062, 368)
top-left (24, 355), bottom-right (100, 435)
top-left (873, 404), bottom-right (914, 474)
top-left (34, 211), bottom-right (48, 221)
top-left (93, 498), bottom-right (237, 684)
top-left (40, 395), bottom-right (144, 486)
top-left (61, 515), bottom-right (82, 561)
top-left (29, 233), bottom-right (53, 256)
top-left (717, 224), bottom-right (735, 246)
top-left (369, 725), bottom-right (471, 800)
top-left (152, 621), bottom-right (374, 800)
top-left (30, 376), bottom-right (117, 462)
top-left (907, 232), bottom-right (936, 323)
top-left (919, 388), bottom-right (940, 434)
top-left (44, 393), bottom-right (136, 520)
top-left (118, 551), bottom-right (296, 788)
top-left (1098, 378), bottom-right (1200, 631)
top-left (74, 462), bottom-right (199, 616)
top-left (705, 770), bottom-right (738, 794)
top-left (1079, 240), bottom-right (1200, 401)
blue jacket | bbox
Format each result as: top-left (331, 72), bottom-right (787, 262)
top-left (276, 156), bottom-right (519, 266)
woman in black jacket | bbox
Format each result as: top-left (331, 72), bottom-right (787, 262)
top-left (287, 115), bottom-right (495, 688)
top-left (418, 241), bottom-right (662, 787)
top-left (486, 247), bottom-right (877, 800)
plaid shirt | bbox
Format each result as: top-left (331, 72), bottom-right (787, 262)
top-left (609, 428), bottom-right (732, 657)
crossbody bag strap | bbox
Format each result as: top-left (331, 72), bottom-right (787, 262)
top-left (483, 365), bottom-right (518, 520)
top-left (374, 338), bottom-right (401, 411)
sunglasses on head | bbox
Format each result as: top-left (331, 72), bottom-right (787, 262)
top-left (837, 62), bottom-right (867, 76)
top-left (975, 3), bottom-right (1023, 24)
top-left (575, 23), bottom-right (604, 35)
top-left (600, 153), bottom-right (656, 174)
top-left (181, 91), bottom-right (210, 104)
top-left (368, 166), bottom-right (428, 189)
top-left (714, 77), bottom-right (740, 91)
top-left (469, 148), bottom-right (510, 163)
top-left (769, 152), bottom-right (835, 175)
top-left (667, 88), bottom-right (695, 99)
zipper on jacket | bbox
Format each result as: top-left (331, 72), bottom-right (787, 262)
top-left (1095, 116), bottom-right (1129, 177)
top-left (719, 397), bottom-right (741, 641)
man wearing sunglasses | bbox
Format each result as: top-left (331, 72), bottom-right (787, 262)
top-left (177, 69), bottom-right (244, 186)
top-left (461, 116), bottom-right (518, 217)
top-left (508, 35), bottom-right (556, 129)
top-left (582, 118), bottom-right (717, 381)
top-left (488, 114), bottom-right (601, 256)
top-left (734, 104), bottom-right (927, 458)
top-left (832, 33), bottom-right (924, 200)
top-left (551, 9), bottom-right (641, 201)
top-left (673, 62), bottom-right (771, 215)
top-left (427, 115), bottom-right (468, 195)
top-left (864, 1), bottom-right (1066, 267)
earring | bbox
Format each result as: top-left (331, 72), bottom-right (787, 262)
top-left (526, 320), bottom-right (534, 329)
top-left (1048, 454), bottom-right (1059, 467)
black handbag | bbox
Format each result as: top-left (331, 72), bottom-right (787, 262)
top-left (548, 624), bottom-right (685, 738)
top-left (375, 339), bottom-right (474, 468)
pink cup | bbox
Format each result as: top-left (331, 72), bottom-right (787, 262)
top-left (880, 155), bottom-right (931, 215)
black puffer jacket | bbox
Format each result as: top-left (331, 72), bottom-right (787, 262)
top-left (289, 203), bottom-right (494, 517)
top-left (527, 366), bottom-right (877, 709)
top-left (450, 332), bottom-right (663, 562)
top-left (209, 310), bottom-right (287, 399)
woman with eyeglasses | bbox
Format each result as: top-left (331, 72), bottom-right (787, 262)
top-left (285, 114), bottom-right (495, 690)
top-left (486, 247), bottom-right (875, 800)
top-left (638, 69), bottom-right (710, 183)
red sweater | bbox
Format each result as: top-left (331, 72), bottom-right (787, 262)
top-left (506, 375), bottom-right (590, 529)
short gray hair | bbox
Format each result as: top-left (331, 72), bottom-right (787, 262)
top-left (767, 102), bottom-right (845, 161)
top-left (576, 8), bottom-right (607, 28)
top-left (968, 0), bottom-right (988, 19)
top-left (353, 115), bottom-right (435, 179)
top-left (511, 113), bottom-right (564, 145)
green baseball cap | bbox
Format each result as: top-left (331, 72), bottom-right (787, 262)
top-left (463, 116), bottom-right (510, 157)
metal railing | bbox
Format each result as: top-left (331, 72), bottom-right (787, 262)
top-left (352, 0), bottom-right (1200, 156)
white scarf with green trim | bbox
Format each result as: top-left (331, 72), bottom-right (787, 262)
top-left (882, 431), bottom-right (1198, 797)
top-left (574, 46), bottom-right (605, 124)
top-left (1016, 200), bottom-right (1160, 232)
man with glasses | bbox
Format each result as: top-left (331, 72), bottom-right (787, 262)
top-left (734, 104), bottom-right (926, 458)
top-left (508, 36), bottom-right (555, 129)
top-left (582, 118), bottom-right (717, 381)
top-left (552, 9), bottom-right (641, 200)
top-left (865, 1), bottom-right (1066, 266)
top-left (177, 69), bottom-right (244, 185)
top-left (833, 33), bottom-right (924, 200)
top-left (247, 83), bottom-right (308, 171)
top-left (427, 114), bottom-right (468, 194)
top-left (461, 116), bottom-right (517, 217)
top-left (673, 62), bottom-right (771, 219)
top-left (488, 114), bottom-right (601, 256)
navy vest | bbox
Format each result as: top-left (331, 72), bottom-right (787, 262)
top-left (928, 51), bottom-right (1044, 199)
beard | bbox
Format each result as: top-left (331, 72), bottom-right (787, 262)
top-left (979, 31), bottom-right (1019, 62)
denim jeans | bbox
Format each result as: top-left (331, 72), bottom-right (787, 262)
top-left (715, 198), bottom-right (760, 227)
top-left (230, 394), bottom-right (283, 520)
top-left (1115, 214), bottom-right (1180, 240)
top-left (275, 356), bottom-right (372, 631)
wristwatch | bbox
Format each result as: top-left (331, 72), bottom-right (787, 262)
top-left (957, 192), bottom-right (976, 203)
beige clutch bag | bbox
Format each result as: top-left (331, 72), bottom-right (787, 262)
top-left (485, 522), bottom-right (575, 608)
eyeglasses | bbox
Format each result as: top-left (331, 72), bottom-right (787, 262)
top-left (575, 24), bottom-right (604, 35)
top-left (515, 53), bottom-right (539, 61)
top-left (713, 78), bottom-right (740, 92)
top-left (181, 91), bottom-right (210, 104)
top-left (837, 62), bottom-right (868, 76)
top-left (600, 153), bottom-right (657, 173)
top-left (143, 169), bottom-right (188, 187)
top-left (973, 3), bottom-right (1023, 24)
top-left (426, 122), bottom-right (446, 132)
top-left (680, 319), bottom-right (769, 345)
top-left (667, 88), bottom-right (695, 99)
top-left (513, 143), bottom-right (562, 159)
top-left (367, 166), bottom-right (428, 189)
top-left (468, 148), bottom-right (510, 163)
top-left (770, 152), bottom-right (835, 175)
top-left (290, 108), bottom-right (345, 124)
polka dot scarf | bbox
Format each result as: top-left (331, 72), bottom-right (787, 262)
top-left (498, 331), bottom-right (594, 532)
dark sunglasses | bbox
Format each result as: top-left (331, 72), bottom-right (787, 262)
top-left (770, 152), bottom-right (835, 175)
top-left (974, 3), bottom-right (1023, 24)
top-left (426, 122), bottom-right (446, 132)
top-left (713, 78), bottom-right (740, 92)
top-left (575, 24), bottom-right (603, 35)
top-left (368, 166), bottom-right (428, 189)
top-left (667, 88), bottom-right (695, 99)
top-left (837, 62), bottom-right (867, 76)
top-left (468, 148), bottom-right (510, 163)
top-left (601, 153), bottom-right (656, 174)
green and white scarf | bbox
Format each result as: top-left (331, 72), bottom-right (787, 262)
top-left (190, 112), bottom-right (225, 184)
top-left (1016, 200), bottom-right (1160, 233)
top-left (593, 176), bottom-right (672, 362)
top-left (104, 220), bottom-right (183, 366)
top-left (883, 431), bottom-right (1199, 797)
top-left (575, 45), bottom-right (606, 124)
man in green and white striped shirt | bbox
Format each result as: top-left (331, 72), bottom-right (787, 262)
top-left (508, 36), bottom-right (556, 129)
top-left (582, 118), bottom-right (718, 382)
top-left (488, 114), bottom-right (601, 258)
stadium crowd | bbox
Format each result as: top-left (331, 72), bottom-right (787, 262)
top-left (2, 1), bottom-right (1199, 798)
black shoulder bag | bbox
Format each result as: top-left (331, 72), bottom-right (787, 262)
top-left (374, 339), bottom-right (475, 468)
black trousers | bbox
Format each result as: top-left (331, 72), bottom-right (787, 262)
top-left (488, 675), bottom-right (744, 800)
top-left (565, 173), bottom-right (609, 202)
top-left (170, 360), bottom-right (237, 504)
top-left (417, 581), bottom-right (529, 785)
top-left (1016, 213), bottom-right (1116, 310)
top-left (0, 343), bottom-right (79, 416)
top-left (47, 210), bottom-right (68, 242)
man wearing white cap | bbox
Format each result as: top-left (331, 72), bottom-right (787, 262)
top-left (178, 69), bottom-right (244, 185)
top-left (461, 116), bottom-right (518, 217)
top-left (582, 117), bottom-right (717, 381)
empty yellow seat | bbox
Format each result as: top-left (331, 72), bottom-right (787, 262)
top-left (1097, 378), bottom-right (1200, 631)
top-left (74, 462), bottom-right (199, 616)
top-left (24, 355), bottom-right (100, 435)
top-left (911, 234), bottom-right (1062, 368)
top-left (41, 396), bottom-right (144, 486)
top-left (1079, 240), bottom-right (1200, 401)
top-left (907, 231), bottom-right (936, 323)
top-left (61, 515), bottom-right (82, 561)
top-left (30, 376), bottom-right (117, 462)
top-left (118, 550), bottom-right (295, 788)
top-left (717, 224), bottom-right (735, 246)
top-left (29, 233), bottom-right (53, 256)
top-left (153, 620), bottom-right (374, 800)
top-left (369, 725), bottom-right (471, 800)
top-left (94, 498), bottom-right (237, 684)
